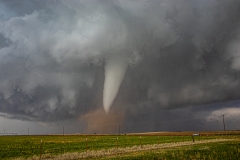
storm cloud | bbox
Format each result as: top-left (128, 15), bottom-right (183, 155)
top-left (1, 0), bottom-right (240, 133)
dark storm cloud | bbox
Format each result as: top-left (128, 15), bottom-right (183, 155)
top-left (119, 0), bottom-right (240, 110)
top-left (1, 0), bottom-right (240, 131)
top-left (0, 0), bottom-right (48, 20)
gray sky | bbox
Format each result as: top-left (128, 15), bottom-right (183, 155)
top-left (0, 0), bottom-right (240, 135)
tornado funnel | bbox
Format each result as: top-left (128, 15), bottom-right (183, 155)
top-left (103, 56), bottom-right (127, 113)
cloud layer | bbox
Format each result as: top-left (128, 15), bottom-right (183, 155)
top-left (1, 0), bottom-right (240, 132)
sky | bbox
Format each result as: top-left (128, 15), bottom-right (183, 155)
top-left (0, 0), bottom-right (240, 135)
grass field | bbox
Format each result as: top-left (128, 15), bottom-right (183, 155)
top-left (107, 140), bottom-right (240, 160)
top-left (0, 131), bottom-right (239, 159)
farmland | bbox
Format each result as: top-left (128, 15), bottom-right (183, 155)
top-left (0, 131), bottom-right (239, 159)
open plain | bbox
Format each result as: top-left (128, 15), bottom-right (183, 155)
top-left (0, 131), bottom-right (239, 159)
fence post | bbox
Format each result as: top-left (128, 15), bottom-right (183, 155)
top-left (40, 139), bottom-right (42, 160)
top-left (116, 137), bottom-right (118, 149)
top-left (158, 136), bottom-right (159, 144)
top-left (192, 135), bottom-right (195, 142)
top-left (140, 136), bottom-right (142, 148)
top-left (86, 138), bottom-right (88, 156)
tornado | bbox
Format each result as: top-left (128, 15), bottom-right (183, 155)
top-left (103, 55), bottom-right (127, 113)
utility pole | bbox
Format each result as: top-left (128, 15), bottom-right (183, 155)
top-left (63, 126), bottom-right (65, 136)
top-left (118, 123), bottom-right (120, 135)
top-left (222, 115), bottom-right (225, 131)
top-left (28, 128), bottom-right (29, 135)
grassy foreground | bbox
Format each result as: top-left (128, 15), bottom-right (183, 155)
top-left (0, 131), bottom-right (239, 159)
top-left (107, 140), bottom-right (240, 160)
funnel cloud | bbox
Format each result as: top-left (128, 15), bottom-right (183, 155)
top-left (103, 55), bottom-right (127, 113)
top-left (1, 0), bottom-right (240, 133)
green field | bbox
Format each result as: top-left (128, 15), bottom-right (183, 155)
top-left (0, 131), bottom-right (239, 159)
top-left (108, 141), bottom-right (240, 160)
